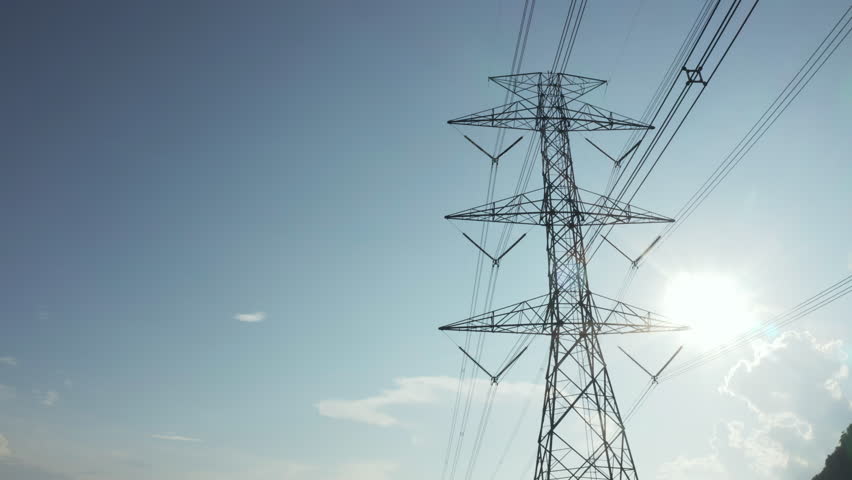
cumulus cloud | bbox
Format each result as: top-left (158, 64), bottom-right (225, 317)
top-left (658, 330), bottom-right (852, 480)
top-left (316, 375), bottom-right (540, 427)
top-left (151, 434), bottom-right (201, 442)
top-left (234, 312), bottom-right (266, 323)
top-left (659, 420), bottom-right (813, 480)
top-left (0, 357), bottom-right (15, 367)
top-left (720, 331), bottom-right (849, 426)
top-left (0, 434), bottom-right (9, 457)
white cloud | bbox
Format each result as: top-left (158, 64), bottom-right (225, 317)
top-left (658, 423), bottom-right (727, 480)
top-left (824, 364), bottom-right (848, 400)
top-left (333, 460), bottom-right (397, 480)
top-left (659, 420), bottom-right (807, 480)
top-left (36, 390), bottom-right (59, 407)
top-left (0, 357), bottom-right (15, 367)
top-left (0, 434), bottom-right (9, 457)
top-left (43, 391), bottom-right (59, 407)
top-left (661, 330), bottom-right (852, 480)
top-left (316, 375), bottom-right (540, 427)
top-left (720, 331), bottom-right (849, 424)
top-left (234, 312), bottom-right (266, 323)
top-left (658, 452), bottom-right (725, 480)
top-left (725, 420), bottom-right (790, 475)
top-left (151, 434), bottom-right (202, 442)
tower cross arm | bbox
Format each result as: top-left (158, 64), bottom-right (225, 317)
top-left (439, 294), bottom-right (687, 336)
top-left (488, 72), bottom-right (607, 102)
top-left (445, 189), bottom-right (674, 227)
top-left (441, 69), bottom-right (694, 479)
top-left (439, 294), bottom-right (552, 335)
top-left (591, 293), bottom-right (688, 334)
top-left (448, 98), bottom-right (653, 132)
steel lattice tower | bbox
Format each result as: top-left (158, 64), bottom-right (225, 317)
top-left (440, 72), bottom-right (685, 480)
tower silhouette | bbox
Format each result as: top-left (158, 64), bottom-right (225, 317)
top-left (441, 72), bottom-right (684, 480)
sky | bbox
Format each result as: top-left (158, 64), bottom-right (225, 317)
top-left (1, 1), bottom-right (851, 479)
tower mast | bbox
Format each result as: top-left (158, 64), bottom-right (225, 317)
top-left (442, 72), bottom-right (683, 480)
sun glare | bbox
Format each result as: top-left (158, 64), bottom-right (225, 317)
top-left (663, 272), bottom-right (758, 346)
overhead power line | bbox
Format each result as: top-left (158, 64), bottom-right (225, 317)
top-left (441, 3), bottom-right (539, 480)
top-left (657, 4), bottom-right (852, 247)
top-left (622, 273), bottom-right (852, 422)
top-left (433, 1), bottom-right (852, 478)
top-left (574, 4), bottom-right (852, 428)
top-left (444, 71), bottom-right (685, 479)
top-left (663, 273), bottom-right (852, 381)
top-left (587, 0), bottom-right (760, 263)
top-left (599, 3), bottom-right (852, 335)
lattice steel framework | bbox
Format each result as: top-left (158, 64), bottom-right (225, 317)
top-left (441, 72), bottom-right (684, 480)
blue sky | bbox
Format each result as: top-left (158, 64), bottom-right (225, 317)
top-left (1, 1), bottom-right (851, 479)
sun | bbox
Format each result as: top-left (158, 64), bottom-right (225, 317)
top-left (662, 272), bottom-right (758, 347)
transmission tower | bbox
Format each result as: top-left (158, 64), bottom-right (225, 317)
top-left (440, 72), bottom-right (685, 480)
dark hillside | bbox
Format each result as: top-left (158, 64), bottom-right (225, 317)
top-left (813, 424), bottom-right (852, 480)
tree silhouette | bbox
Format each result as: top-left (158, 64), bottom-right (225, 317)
top-left (813, 424), bottom-right (852, 480)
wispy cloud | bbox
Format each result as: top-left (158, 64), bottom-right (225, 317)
top-left (316, 375), bottom-right (540, 427)
top-left (333, 460), bottom-right (398, 480)
top-left (36, 390), bottom-right (59, 407)
top-left (151, 434), bottom-right (201, 442)
top-left (173, 458), bottom-right (394, 480)
top-left (234, 312), bottom-right (266, 323)
top-left (659, 451), bottom-right (725, 480)
top-left (0, 357), bottom-right (16, 367)
top-left (0, 385), bottom-right (14, 401)
top-left (0, 434), bottom-right (9, 457)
